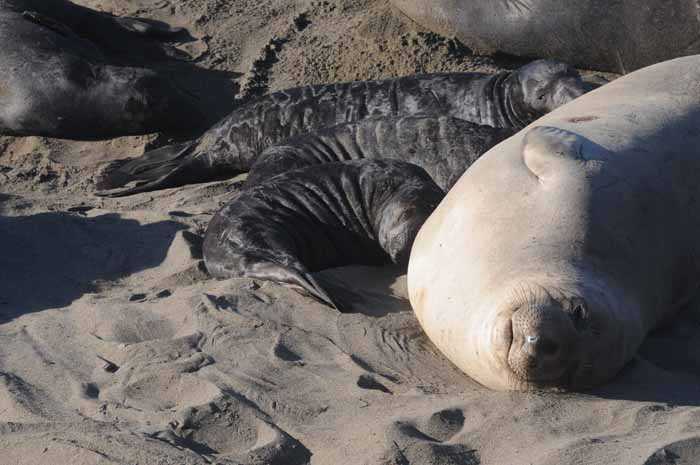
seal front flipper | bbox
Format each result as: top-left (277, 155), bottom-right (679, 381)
top-left (289, 271), bottom-right (338, 309)
top-left (204, 243), bottom-right (338, 308)
top-left (522, 126), bottom-right (612, 181)
top-left (96, 141), bottom-right (224, 197)
top-left (246, 262), bottom-right (338, 309)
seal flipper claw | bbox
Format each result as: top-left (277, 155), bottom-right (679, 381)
top-left (245, 262), bottom-right (338, 309)
top-left (286, 271), bottom-right (338, 309)
top-left (95, 141), bottom-right (206, 197)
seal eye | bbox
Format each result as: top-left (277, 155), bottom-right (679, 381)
top-left (571, 301), bottom-right (588, 332)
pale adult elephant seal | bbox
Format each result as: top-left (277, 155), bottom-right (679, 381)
top-left (408, 54), bottom-right (700, 391)
top-left (390, 0), bottom-right (700, 73)
top-left (244, 115), bottom-right (516, 190)
top-left (203, 160), bottom-right (445, 307)
top-left (0, 0), bottom-right (201, 139)
top-left (96, 59), bottom-right (584, 197)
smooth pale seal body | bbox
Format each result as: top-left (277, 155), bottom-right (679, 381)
top-left (408, 55), bottom-right (700, 391)
top-left (0, 0), bottom-right (201, 139)
top-left (390, 0), bottom-right (700, 73)
top-left (96, 60), bottom-right (584, 197)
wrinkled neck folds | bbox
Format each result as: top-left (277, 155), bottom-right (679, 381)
top-left (481, 72), bottom-right (529, 129)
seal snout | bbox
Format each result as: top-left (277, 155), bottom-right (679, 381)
top-left (551, 78), bottom-right (586, 107)
top-left (507, 303), bottom-right (579, 383)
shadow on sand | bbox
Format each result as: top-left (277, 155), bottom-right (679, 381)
top-left (585, 305), bottom-right (700, 407)
top-left (0, 212), bottom-right (186, 320)
top-left (116, 27), bottom-right (242, 132)
top-left (315, 264), bottom-right (411, 317)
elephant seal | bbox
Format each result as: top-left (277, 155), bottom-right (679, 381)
top-left (245, 116), bottom-right (516, 190)
top-left (203, 160), bottom-right (445, 307)
top-left (96, 59), bottom-right (585, 196)
top-left (203, 117), bottom-right (509, 302)
top-left (390, 0), bottom-right (700, 74)
top-left (408, 54), bottom-right (700, 391)
top-left (0, 0), bottom-right (201, 139)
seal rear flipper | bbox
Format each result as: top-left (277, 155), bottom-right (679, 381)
top-left (95, 141), bottom-right (217, 197)
top-left (21, 10), bottom-right (78, 38)
top-left (113, 17), bottom-right (185, 40)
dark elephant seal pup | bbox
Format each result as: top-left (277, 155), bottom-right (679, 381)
top-left (0, 0), bottom-right (201, 139)
top-left (245, 115), bottom-right (516, 190)
top-left (204, 160), bottom-right (445, 307)
top-left (409, 54), bottom-right (700, 391)
top-left (96, 59), bottom-right (584, 196)
top-left (390, 0), bottom-right (700, 74)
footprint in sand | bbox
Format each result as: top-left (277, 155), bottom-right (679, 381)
top-left (0, 372), bottom-right (47, 422)
top-left (357, 374), bottom-right (393, 394)
top-left (374, 408), bottom-right (479, 465)
top-left (271, 338), bottom-right (304, 363)
top-left (91, 306), bottom-right (176, 344)
top-left (97, 333), bottom-right (220, 411)
top-left (421, 408), bottom-right (466, 443)
top-left (160, 395), bottom-right (311, 465)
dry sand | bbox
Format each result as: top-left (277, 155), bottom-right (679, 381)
top-left (1, 1), bottom-right (700, 464)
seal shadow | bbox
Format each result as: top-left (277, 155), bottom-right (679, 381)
top-left (115, 22), bottom-right (243, 136)
top-left (153, 61), bottom-right (242, 133)
top-left (111, 21), bottom-right (242, 130)
top-left (0, 212), bottom-right (186, 321)
top-left (590, 302), bottom-right (700, 407)
top-left (314, 264), bottom-right (411, 317)
top-left (130, 39), bottom-right (242, 134)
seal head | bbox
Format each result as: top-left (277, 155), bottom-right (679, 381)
top-left (480, 60), bottom-right (586, 129)
top-left (506, 60), bottom-right (586, 127)
top-left (488, 282), bottom-right (629, 390)
top-left (408, 126), bottom-right (643, 391)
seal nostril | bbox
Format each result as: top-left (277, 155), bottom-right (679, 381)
top-left (571, 302), bottom-right (588, 332)
top-left (509, 303), bottom-right (578, 382)
top-left (523, 334), bottom-right (558, 357)
top-left (538, 337), bottom-right (559, 356)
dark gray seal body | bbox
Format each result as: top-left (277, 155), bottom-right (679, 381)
top-left (0, 0), bottom-right (201, 139)
top-left (245, 115), bottom-right (516, 190)
top-left (203, 160), bottom-right (445, 307)
top-left (96, 59), bottom-right (585, 196)
top-left (390, 0), bottom-right (700, 73)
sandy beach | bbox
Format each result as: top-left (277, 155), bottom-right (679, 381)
top-left (1, 1), bottom-right (700, 464)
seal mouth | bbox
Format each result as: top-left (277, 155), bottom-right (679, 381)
top-left (492, 310), bottom-right (514, 359)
